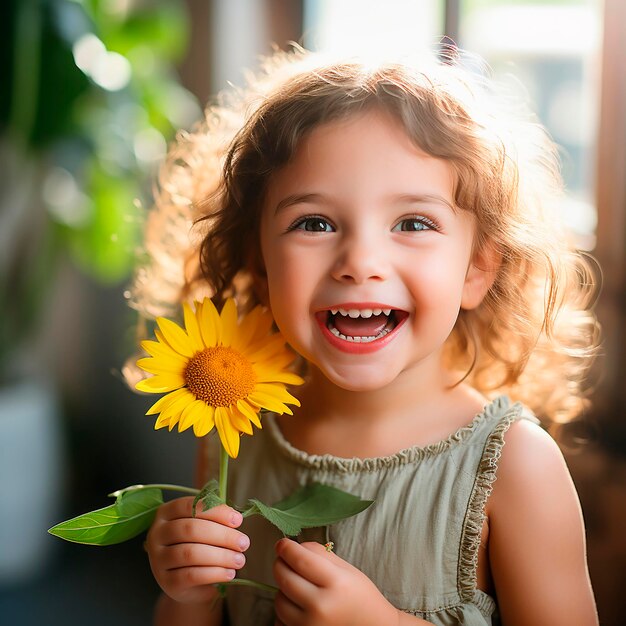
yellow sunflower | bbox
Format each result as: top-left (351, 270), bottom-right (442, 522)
top-left (135, 298), bottom-right (303, 458)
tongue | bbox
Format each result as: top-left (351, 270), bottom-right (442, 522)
top-left (332, 313), bottom-right (389, 337)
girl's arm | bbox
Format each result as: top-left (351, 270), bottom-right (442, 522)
top-left (273, 539), bottom-right (434, 626)
top-left (487, 420), bottom-right (599, 626)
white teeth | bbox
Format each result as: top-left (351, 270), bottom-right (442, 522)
top-left (329, 325), bottom-right (391, 343)
top-left (332, 308), bottom-right (392, 318)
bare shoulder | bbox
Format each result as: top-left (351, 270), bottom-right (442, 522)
top-left (489, 418), bottom-right (571, 505)
top-left (486, 418), bottom-right (598, 626)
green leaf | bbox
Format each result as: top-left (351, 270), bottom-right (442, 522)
top-left (245, 483), bottom-right (374, 537)
top-left (192, 479), bottom-right (224, 516)
top-left (48, 488), bottom-right (163, 545)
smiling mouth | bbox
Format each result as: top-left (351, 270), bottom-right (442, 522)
top-left (318, 307), bottom-right (408, 343)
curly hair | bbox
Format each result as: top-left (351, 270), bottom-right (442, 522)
top-left (128, 47), bottom-right (600, 426)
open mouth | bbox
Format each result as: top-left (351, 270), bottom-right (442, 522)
top-left (316, 307), bottom-right (409, 344)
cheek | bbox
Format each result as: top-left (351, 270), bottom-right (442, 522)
top-left (410, 254), bottom-right (468, 295)
top-left (264, 258), bottom-right (310, 329)
top-left (262, 236), bottom-right (321, 303)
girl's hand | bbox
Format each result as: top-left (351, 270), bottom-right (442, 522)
top-left (145, 497), bottom-right (250, 604)
top-left (273, 538), bottom-right (400, 626)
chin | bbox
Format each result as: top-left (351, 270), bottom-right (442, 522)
top-left (320, 365), bottom-right (398, 393)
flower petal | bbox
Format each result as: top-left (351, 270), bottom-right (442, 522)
top-left (168, 410), bottom-right (182, 431)
top-left (254, 383), bottom-right (301, 406)
top-left (250, 308), bottom-right (276, 344)
top-left (136, 374), bottom-right (185, 394)
top-left (215, 406), bottom-right (240, 458)
top-left (146, 388), bottom-right (188, 416)
top-left (248, 391), bottom-right (295, 415)
top-left (178, 399), bottom-right (206, 432)
top-left (198, 298), bottom-right (219, 347)
top-left (262, 351), bottom-right (298, 371)
top-left (140, 340), bottom-right (189, 366)
top-left (231, 306), bottom-right (269, 351)
top-left (229, 407), bottom-right (254, 435)
top-left (157, 389), bottom-right (196, 423)
top-left (192, 405), bottom-right (216, 437)
top-left (219, 299), bottom-right (238, 347)
top-left (254, 369), bottom-right (305, 386)
top-left (246, 335), bottom-right (290, 363)
top-left (183, 302), bottom-right (205, 352)
top-left (136, 357), bottom-right (185, 377)
top-left (237, 400), bottom-right (262, 429)
top-left (155, 413), bottom-right (173, 429)
top-left (156, 317), bottom-right (195, 357)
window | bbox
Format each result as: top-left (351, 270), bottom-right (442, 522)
top-left (459, 0), bottom-right (601, 249)
top-left (303, 0), bottom-right (444, 57)
top-left (303, 0), bottom-right (602, 248)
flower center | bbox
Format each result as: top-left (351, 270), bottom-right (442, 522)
top-left (185, 346), bottom-right (256, 407)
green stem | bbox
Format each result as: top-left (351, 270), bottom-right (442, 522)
top-left (221, 578), bottom-right (278, 594)
top-left (109, 484), bottom-right (200, 498)
top-left (219, 445), bottom-right (229, 501)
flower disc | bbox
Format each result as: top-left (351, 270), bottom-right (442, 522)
top-left (185, 346), bottom-right (256, 407)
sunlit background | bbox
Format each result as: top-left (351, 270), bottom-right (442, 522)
top-left (1, 1), bottom-right (624, 624)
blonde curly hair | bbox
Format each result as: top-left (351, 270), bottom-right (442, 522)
top-left (128, 47), bottom-right (600, 426)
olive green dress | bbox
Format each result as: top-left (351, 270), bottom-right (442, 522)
top-left (203, 396), bottom-right (538, 625)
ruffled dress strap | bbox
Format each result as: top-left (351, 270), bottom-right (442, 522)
top-left (457, 400), bottom-right (540, 608)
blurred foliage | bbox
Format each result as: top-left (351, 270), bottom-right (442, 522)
top-left (0, 0), bottom-right (200, 378)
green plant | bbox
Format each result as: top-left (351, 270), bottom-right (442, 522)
top-left (0, 0), bottom-right (198, 379)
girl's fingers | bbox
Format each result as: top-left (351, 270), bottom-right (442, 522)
top-left (274, 589), bottom-right (306, 625)
top-left (160, 543), bottom-right (246, 571)
top-left (274, 538), bottom-right (335, 588)
top-left (165, 564), bottom-right (237, 591)
top-left (299, 541), bottom-right (352, 570)
top-left (157, 517), bottom-right (250, 552)
top-left (273, 555), bottom-right (319, 609)
top-left (157, 498), bottom-right (243, 527)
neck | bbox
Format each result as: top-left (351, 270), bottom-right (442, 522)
top-left (299, 364), bottom-right (448, 425)
top-left (280, 358), bottom-right (487, 458)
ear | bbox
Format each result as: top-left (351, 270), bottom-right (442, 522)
top-left (461, 242), bottom-right (501, 310)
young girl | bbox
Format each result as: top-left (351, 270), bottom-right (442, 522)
top-left (135, 47), bottom-right (600, 625)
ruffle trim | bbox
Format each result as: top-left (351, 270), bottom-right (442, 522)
top-left (401, 589), bottom-right (496, 620)
top-left (457, 401), bottom-right (528, 601)
top-left (266, 396), bottom-right (512, 473)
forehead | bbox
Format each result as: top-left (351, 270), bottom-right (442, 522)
top-left (264, 109), bottom-right (455, 207)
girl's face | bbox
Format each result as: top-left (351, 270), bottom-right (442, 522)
top-left (259, 109), bottom-right (493, 392)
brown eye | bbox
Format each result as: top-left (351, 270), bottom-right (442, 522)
top-left (293, 217), bottom-right (334, 232)
top-left (392, 217), bottom-right (436, 232)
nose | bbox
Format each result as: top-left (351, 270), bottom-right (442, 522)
top-left (330, 229), bottom-right (388, 284)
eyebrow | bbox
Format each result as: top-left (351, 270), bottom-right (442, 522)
top-left (273, 192), bottom-right (457, 215)
top-left (392, 193), bottom-right (458, 213)
top-left (274, 193), bottom-right (326, 215)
